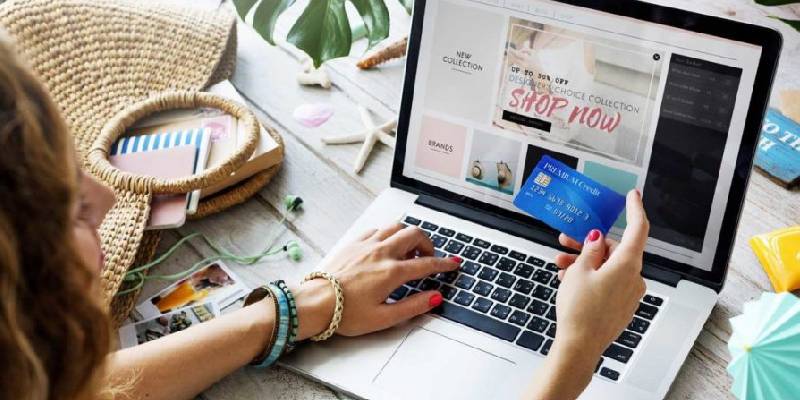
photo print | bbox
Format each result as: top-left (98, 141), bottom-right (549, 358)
top-left (119, 302), bottom-right (219, 348)
top-left (465, 131), bottom-right (522, 195)
top-left (493, 17), bottom-right (663, 166)
top-left (134, 261), bottom-right (248, 321)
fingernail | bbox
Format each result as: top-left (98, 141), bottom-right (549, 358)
top-left (450, 256), bottom-right (462, 264)
top-left (429, 293), bottom-right (443, 307)
top-left (587, 229), bottom-right (601, 242)
top-left (634, 188), bottom-right (641, 197)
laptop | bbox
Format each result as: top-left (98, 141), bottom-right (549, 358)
top-left (283, 0), bottom-right (781, 398)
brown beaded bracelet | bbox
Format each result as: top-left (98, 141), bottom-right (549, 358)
top-left (243, 286), bottom-right (278, 365)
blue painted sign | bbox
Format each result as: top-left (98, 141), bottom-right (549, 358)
top-left (755, 108), bottom-right (800, 188)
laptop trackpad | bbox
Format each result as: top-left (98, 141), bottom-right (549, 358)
top-left (373, 327), bottom-right (514, 399)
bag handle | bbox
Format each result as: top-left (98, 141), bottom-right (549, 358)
top-left (88, 91), bottom-right (259, 195)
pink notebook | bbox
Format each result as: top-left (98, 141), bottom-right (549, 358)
top-left (110, 145), bottom-right (196, 230)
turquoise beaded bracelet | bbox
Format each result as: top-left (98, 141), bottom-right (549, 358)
top-left (274, 280), bottom-right (299, 353)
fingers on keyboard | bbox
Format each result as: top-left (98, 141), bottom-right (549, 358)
top-left (401, 214), bottom-right (664, 384)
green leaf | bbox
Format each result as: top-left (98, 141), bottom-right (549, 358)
top-left (287, 0), bottom-right (352, 68)
top-left (398, 0), bottom-right (413, 14)
top-left (778, 17), bottom-right (800, 31)
top-left (349, 0), bottom-right (390, 49)
top-left (252, 0), bottom-right (296, 45)
top-left (755, 0), bottom-right (800, 5)
top-left (351, 21), bottom-right (368, 41)
top-left (232, 0), bottom-right (259, 19)
top-left (768, 15), bottom-right (800, 31)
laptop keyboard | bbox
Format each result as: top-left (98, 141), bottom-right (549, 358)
top-left (390, 215), bottom-right (665, 383)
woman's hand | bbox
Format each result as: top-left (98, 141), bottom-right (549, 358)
top-left (293, 223), bottom-right (460, 340)
top-left (526, 190), bottom-right (648, 400)
top-left (553, 190), bottom-right (648, 357)
top-left (109, 224), bottom-right (455, 400)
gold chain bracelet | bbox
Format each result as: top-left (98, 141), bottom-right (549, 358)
top-left (302, 271), bottom-right (344, 342)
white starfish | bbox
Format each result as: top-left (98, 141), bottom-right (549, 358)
top-left (322, 106), bottom-right (397, 174)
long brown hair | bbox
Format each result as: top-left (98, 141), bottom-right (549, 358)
top-left (0, 33), bottom-right (111, 399)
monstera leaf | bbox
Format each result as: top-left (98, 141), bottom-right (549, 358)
top-left (233, 0), bottom-right (392, 68)
top-left (774, 16), bottom-right (800, 30)
top-left (397, 0), bottom-right (413, 14)
top-left (755, 0), bottom-right (800, 31)
top-left (287, 0), bottom-right (352, 66)
top-left (350, 0), bottom-right (391, 48)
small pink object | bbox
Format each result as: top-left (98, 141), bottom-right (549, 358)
top-left (293, 103), bottom-right (334, 127)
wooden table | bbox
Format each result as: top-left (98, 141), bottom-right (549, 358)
top-left (142, 1), bottom-right (800, 398)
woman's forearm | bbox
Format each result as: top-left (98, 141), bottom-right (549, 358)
top-left (106, 280), bottom-right (334, 400)
top-left (523, 338), bottom-right (599, 400)
top-left (106, 299), bottom-right (274, 400)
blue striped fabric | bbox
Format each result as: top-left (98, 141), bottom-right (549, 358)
top-left (110, 128), bottom-right (207, 156)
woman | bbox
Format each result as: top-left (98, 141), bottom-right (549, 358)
top-left (0, 36), bottom-right (647, 400)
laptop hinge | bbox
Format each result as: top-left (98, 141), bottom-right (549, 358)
top-left (415, 194), bottom-right (562, 252)
top-left (641, 264), bottom-right (681, 288)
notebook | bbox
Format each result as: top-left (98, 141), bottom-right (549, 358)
top-left (201, 80), bottom-right (283, 197)
top-left (130, 80), bottom-right (283, 199)
top-left (109, 145), bottom-right (197, 230)
top-left (111, 128), bottom-right (212, 214)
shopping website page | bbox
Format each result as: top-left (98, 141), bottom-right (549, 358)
top-left (402, 0), bottom-right (762, 270)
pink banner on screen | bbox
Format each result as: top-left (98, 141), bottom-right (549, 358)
top-left (414, 116), bottom-right (467, 178)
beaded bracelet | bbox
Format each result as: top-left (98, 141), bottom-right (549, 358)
top-left (252, 283), bottom-right (291, 369)
top-left (302, 271), bottom-right (344, 342)
top-left (274, 280), bottom-right (299, 353)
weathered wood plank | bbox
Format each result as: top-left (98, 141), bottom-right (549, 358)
top-left (231, 21), bottom-right (396, 192)
top-left (213, 89), bottom-right (380, 252)
top-left (668, 348), bottom-right (736, 399)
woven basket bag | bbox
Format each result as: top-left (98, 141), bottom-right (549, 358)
top-left (0, 0), bottom-right (284, 325)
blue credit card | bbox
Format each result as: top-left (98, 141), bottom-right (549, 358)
top-left (513, 155), bottom-right (626, 240)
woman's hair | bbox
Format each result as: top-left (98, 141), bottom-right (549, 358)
top-left (0, 34), bottom-right (111, 399)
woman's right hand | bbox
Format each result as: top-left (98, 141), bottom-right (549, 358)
top-left (553, 189), bottom-right (649, 357)
top-left (292, 223), bottom-right (460, 341)
top-left (527, 190), bottom-right (649, 400)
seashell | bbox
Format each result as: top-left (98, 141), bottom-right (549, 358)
top-left (293, 103), bottom-right (334, 128)
top-left (497, 161), bottom-right (512, 187)
top-left (471, 160), bottom-right (483, 179)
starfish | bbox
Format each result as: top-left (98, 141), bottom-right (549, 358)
top-left (322, 106), bottom-right (397, 174)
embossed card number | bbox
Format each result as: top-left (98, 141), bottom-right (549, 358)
top-left (513, 156), bottom-right (626, 241)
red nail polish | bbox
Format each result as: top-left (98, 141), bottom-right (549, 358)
top-left (429, 293), bottom-right (443, 307)
top-left (450, 256), bottom-right (462, 264)
top-left (587, 229), bottom-right (601, 242)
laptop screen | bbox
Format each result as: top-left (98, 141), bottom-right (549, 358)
top-left (399, 0), bottom-right (765, 271)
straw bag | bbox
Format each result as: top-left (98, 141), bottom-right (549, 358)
top-left (0, 0), bottom-right (284, 325)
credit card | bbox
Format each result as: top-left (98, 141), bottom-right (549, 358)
top-left (513, 155), bottom-right (626, 240)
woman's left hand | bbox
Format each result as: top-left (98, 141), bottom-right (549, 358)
top-left (293, 223), bottom-right (460, 340)
top-left (110, 223), bottom-right (458, 400)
